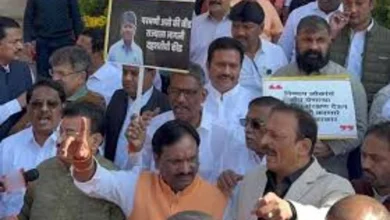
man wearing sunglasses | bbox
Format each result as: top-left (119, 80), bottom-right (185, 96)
top-left (0, 79), bottom-right (65, 218)
top-left (217, 96), bottom-right (284, 196)
top-left (225, 104), bottom-right (354, 220)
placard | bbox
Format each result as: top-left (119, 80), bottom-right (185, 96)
top-left (105, 0), bottom-right (194, 72)
top-left (263, 75), bottom-right (357, 139)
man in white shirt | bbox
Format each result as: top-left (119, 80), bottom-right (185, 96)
top-left (190, 0), bottom-right (232, 73)
top-left (127, 63), bottom-right (246, 183)
top-left (86, 62), bottom-right (123, 105)
top-left (104, 65), bottom-right (171, 169)
top-left (229, 1), bottom-right (287, 97)
top-left (278, 0), bottom-right (342, 61)
top-left (0, 79), bottom-right (65, 218)
top-left (204, 37), bottom-right (257, 132)
top-left (217, 96), bottom-right (283, 196)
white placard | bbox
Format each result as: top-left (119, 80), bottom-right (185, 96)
top-left (263, 75), bottom-right (357, 139)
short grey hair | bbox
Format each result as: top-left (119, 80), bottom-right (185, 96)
top-left (188, 62), bottom-right (206, 86)
top-left (169, 62), bottom-right (206, 86)
top-left (121, 10), bottom-right (137, 26)
top-left (167, 211), bottom-right (214, 220)
top-left (49, 46), bottom-right (92, 73)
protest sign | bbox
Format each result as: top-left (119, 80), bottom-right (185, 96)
top-left (105, 0), bottom-right (194, 72)
top-left (263, 75), bottom-right (357, 139)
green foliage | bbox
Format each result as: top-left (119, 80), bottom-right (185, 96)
top-left (373, 0), bottom-right (390, 29)
top-left (78, 0), bottom-right (108, 16)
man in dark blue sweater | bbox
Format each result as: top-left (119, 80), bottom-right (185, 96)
top-left (23, 0), bottom-right (84, 79)
top-left (0, 16), bottom-right (34, 141)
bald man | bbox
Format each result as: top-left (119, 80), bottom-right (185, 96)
top-left (326, 195), bottom-right (390, 220)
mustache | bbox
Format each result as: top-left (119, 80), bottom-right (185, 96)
top-left (175, 173), bottom-right (194, 178)
top-left (218, 74), bottom-right (233, 79)
top-left (173, 105), bottom-right (190, 110)
top-left (363, 169), bottom-right (376, 179)
top-left (296, 49), bottom-right (329, 74)
top-left (303, 50), bottom-right (323, 58)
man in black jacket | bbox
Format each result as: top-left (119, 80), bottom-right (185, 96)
top-left (23, 0), bottom-right (84, 79)
top-left (104, 65), bottom-right (171, 169)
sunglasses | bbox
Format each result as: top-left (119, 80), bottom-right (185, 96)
top-left (239, 118), bottom-right (266, 130)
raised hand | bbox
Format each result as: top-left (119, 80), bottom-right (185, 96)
top-left (60, 117), bottom-right (93, 169)
top-left (217, 170), bottom-right (243, 196)
top-left (329, 11), bottom-right (350, 39)
top-left (126, 108), bottom-right (160, 153)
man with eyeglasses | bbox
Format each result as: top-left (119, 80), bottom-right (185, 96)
top-left (0, 79), bottom-right (65, 218)
top-left (217, 96), bottom-right (284, 196)
top-left (49, 46), bottom-right (105, 108)
top-left (125, 62), bottom-right (246, 183)
top-left (225, 104), bottom-right (354, 220)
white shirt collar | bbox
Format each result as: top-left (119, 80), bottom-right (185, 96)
top-left (139, 86), bottom-right (154, 104)
top-left (199, 109), bottom-right (213, 131)
top-left (27, 126), bottom-right (58, 147)
top-left (168, 108), bottom-right (212, 132)
top-left (89, 62), bottom-right (121, 81)
top-left (367, 19), bottom-right (375, 32)
top-left (1, 64), bottom-right (10, 73)
top-left (350, 19), bottom-right (375, 35)
top-left (206, 83), bottom-right (241, 101)
top-left (129, 86), bottom-right (154, 110)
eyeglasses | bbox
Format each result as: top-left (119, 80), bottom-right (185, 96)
top-left (240, 118), bottom-right (266, 130)
top-left (30, 100), bottom-right (61, 110)
top-left (49, 69), bottom-right (86, 78)
top-left (168, 88), bottom-right (199, 98)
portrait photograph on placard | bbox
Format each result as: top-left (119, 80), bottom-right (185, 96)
top-left (105, 0), bottom-right (194, 71)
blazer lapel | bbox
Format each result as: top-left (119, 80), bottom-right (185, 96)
top-left (284, 159), bottom-right (323, 202)
top-left (104, 90), bottom-right (129, 161)
top-left (240, 165), bottom-right (268, 220)
top-left (141, 87), bottom-right (157, 113)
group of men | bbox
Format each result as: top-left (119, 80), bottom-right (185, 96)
top-left (1, 0), bottom-right (390, 219)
